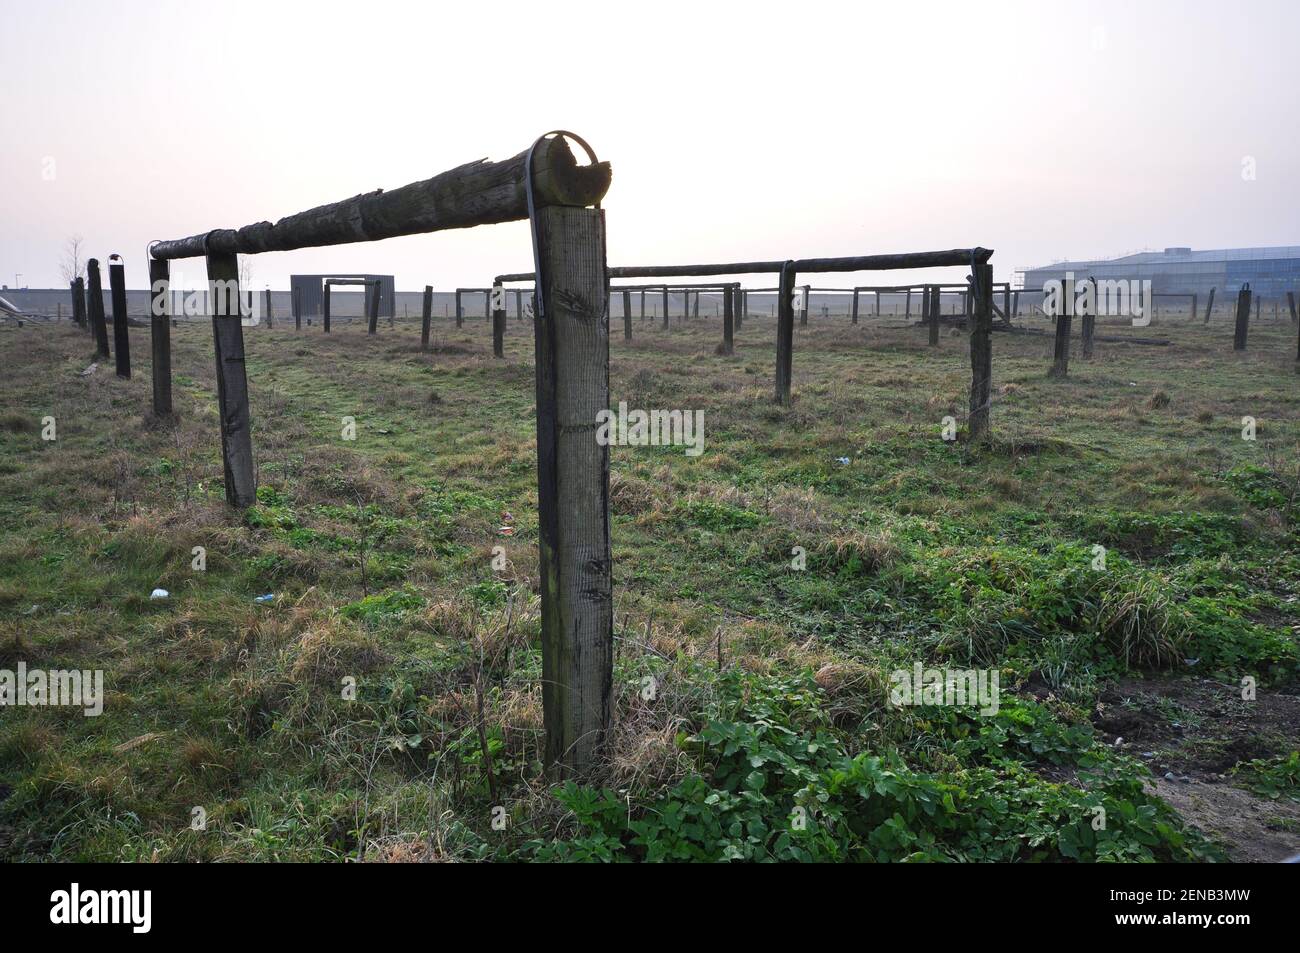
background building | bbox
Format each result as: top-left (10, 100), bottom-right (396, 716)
top-left (1019, 246), bottom-right (1300, 301)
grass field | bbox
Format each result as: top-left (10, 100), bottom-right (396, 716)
top-left (2, 308), bottom-right (1298, 861)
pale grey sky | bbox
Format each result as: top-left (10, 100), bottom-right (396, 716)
top-left (2, 0), bottom-right (1297, 291)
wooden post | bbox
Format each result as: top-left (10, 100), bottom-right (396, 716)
top-left (108, 256), bottom-right (131, 378)
top-left (1003, 286), bottom-right (1010, 324)
top-left (662, 287), bottom-right (669, 329)
top-left (1190, 293), bottom-right (1197, 324)
top-left (639, 289), bottom-right (645, 321)
top-left (492, 283), bottom-right (505, 358)
top-left (293, 286), bottom-right (302, 330)
top-left (622, 289), bottom-right (632, 341)
top-left (875, 290), bottom-right (881, 316)
top-left (799, 284), bottom-right (809, 326)
top-left (367, 280), bottom-right (380, 334)
top-left (851, 289), bottom-right (859, 324)
top-left (722, 284), bottom-right (734, 355)
top-left (1080, 278), bottom-right (1096, 360)
top-left (1203, 286), bottom-right (1216, 323)
top-left (1288, 291), bottom-right (1297, 324)
top-left (1254, 295), bottom-right (1260, 325)
top-left (928, 285), bottom-right (940, 347)
top-left (692, 291), bottom-right (699, 319)
top-left (322, 283), bottom-right (332, 333)
top-left (969, 262), bottom-right (993, 442)
top-left (263, 287), bottom-right (274, 328)
top-left (1234, 285), bottom-right (1251, 351)
top-left (1050, 274), bottom-right (1073, 377)
top-left (1013, 290), bottom-right (1020, 318)
top-left (775, 262), bottom-right (796, 405)
top-left (71, 278), bottom-right (87, 329)
top-left (205, 250), bottom-right (256, 508)
top-left (735, 287), bottom-right (743, 330)
top-left (532, 205), bottom-right (612, 778)
top-left (455, 289), bottom-right (463, 328)
top-left (148, 258), bottom-right (173, 417)
top-left (905, 287), bottom-right (912, 320)
top-left (421, 285), bottom-right (433, 351)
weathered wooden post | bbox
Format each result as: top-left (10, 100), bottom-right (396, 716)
top-left (148, 257), bottom-right (173, 417)
top-left (799, 283), bottom-right (809, 326)
top-left (322, 284), bottom-right (331, 333)
top-left (1190, 293), bottom-right (1197, 323)
top-left (367, 280), bottom-right (380, 334)
top-left (1288, 291), bottom-right (1298, 324)
top-left (1013, 290), bottom-right (1021, 318)
top-left (905, 286), bottom-right (912, 320)
top-left (108, 255), bottom-right (131, 378)
top-left (1050, 274), bottom-right (1073, 377)
top-left (455, 289), bottom-right (463, 328)
top-left (1203, 287), bottom-right (1216, 323)
top-left (263, 287), bottom-right (274, 328)
top-left (622, 289), bottom-right (632, 341)
top-left (692, 290), bottom-right (699, 319)
top-left (851, 288), bottom-right (859, 324)
top-left (1003, 286), bottom-right (1011, 324)
top-left (874, 289), bottom-right (881, 317)
top-left (293, 286), bottom-right (302, 330)
top-left (1080, 278), bottom-right (1096, 360)
top-left (1233, 285), bottom-right (1251, 351)
top-left (928, 285), bottom-right (940, 347)
top-left (661, 287), bottom-right (669, 328)
top-left (1254, 295), bottom-right (1260, 325)
top-left (639, 289), bottom-right (645, 321)
top-left (969, 262), bottom-right (993, 442)
top-left (531, 201), bottom-right (612, 778)
top-left (775, 262), bottom-right (796, 405)
top-left (721, 284), bottom-right (734, 355)
top-left (421, 285), bottom-right (433, 351)
top-left (205, 251), bottom-right (256, 507)
top-left (71, 278), bottom-right (87, 329)
top-left (491, 283), bottom-right (505, 358)
top-left (86, 259), bottom-right (110, 357)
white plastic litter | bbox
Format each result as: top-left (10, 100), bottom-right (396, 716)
top-left (150, 588), bottom-right (169, 600)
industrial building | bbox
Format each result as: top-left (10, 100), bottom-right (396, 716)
top-left (1018, 245), bottom-right (1300, 300)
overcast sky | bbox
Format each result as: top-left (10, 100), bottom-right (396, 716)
top-left (2, 0), bottom-right (1297, 292)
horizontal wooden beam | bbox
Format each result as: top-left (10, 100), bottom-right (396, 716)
top-left (151, 137), bottom-right (611, 260)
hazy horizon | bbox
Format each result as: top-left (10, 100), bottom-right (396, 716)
top-left (3, 0), bottom-right (1298, 291)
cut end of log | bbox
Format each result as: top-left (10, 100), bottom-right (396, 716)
top-left (530, 136), bottom-right (612, 209)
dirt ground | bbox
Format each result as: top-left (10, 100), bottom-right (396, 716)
top-left (1093, 676), bottom-right (1300, 861)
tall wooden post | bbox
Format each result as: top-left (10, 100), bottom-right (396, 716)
top-left (639, 289), bottom-right (645, 321)
top-left (1003, 286), bottom-right (1011, 324)
top-left (1288, 291), bottom-right (1298, 324)
top-left (905, 287), bottom-right (912, 320)
top-left (1080, 278), bottom-right (1096, 360)
top-left (928, 285), bottom-right (940, 347)
top-left (775, 262), bottom-right (796, 405)
top-left (148, 258), bottom-right (173, 417)
top-left (421, 285), bottom-right (433, 351)
top-left (874, 290), bottom-right (881, 316)
top-left (851, 289), bottom-right (859, 324)
top-left (293, 286), bottom-right (302, 330)
top-left (1204, 287), bottom-right (1216, 323)
top-left (367, 280), bottom-right (380, 334)
top-left (532, 205), bottom-right (611, 778)
top-left (722, 284), bottom-right (734, 355)
top-left (662, 287), bottom-right (669, 328)
top-left (969, 262), bottom-right (993, 442)
top-left (322, 285), bottom-right (331, 333)
top-left (1050, 274), bottom-right (1073, 377)
top-left (692, 291), bottom-right (699, 319)
top-left (455, 289), bottom-right (463, 328)
top-left (622, 289), bottom-right (632, 341)
top-left (736, 289), bottom-right (744, 329)
top-left (86, 259), bottom-right (110, 358)
top-left (1233, 285), bottom-right (1251, 351)
top-left (492, 283), bottom-right (506, 358)
top-left (108, 256), bottom-right (131, 378)
top-left (206, 251), bottom-right (256, 508)
top-left (799, 284), bottom-right (809, 326)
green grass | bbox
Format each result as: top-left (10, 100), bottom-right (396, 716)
top-left (0, 310), bottom-right (1297, 861)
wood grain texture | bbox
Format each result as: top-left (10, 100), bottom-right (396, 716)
top-left (775, 262), bottom-right (796, 405)
top-left (206, 251), bottom-right (257, 508)
top-left (86, 259), bottom-right (110, 358)
top-left (148, 258), bottom-right (173, 416)
top-left (109, 258), bottom-right (131, 378)
top-left (969, 263), bottom-right (993, 442)
top-left (532, 206), bottom-right (612, 777)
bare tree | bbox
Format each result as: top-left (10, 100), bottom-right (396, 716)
top-left (59, 235), bottom-right (85, 284)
